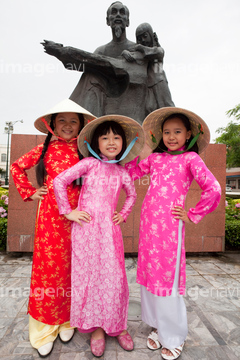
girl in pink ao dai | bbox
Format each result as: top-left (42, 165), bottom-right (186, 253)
top-left (125, 107), bottom-right (221, 360)
top-left (53, 115), bottom-right (144, 357)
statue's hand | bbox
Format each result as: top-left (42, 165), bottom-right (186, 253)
top-left (134, 44), bottom-right (146, 53)
top-left (121, 50), bottom-right (135, 62)
top-left (41, 40), bottom-right (63, 56)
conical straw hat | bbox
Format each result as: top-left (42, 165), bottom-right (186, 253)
top-left (143, 107), bottom-right (210, 154)
top-left (78, 114), bottom-right (145, 164)
top-left (34, 98), bottom-right (96, 134)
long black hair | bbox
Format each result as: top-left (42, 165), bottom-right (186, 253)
top-left (36, 113), bottom-right (84, 187)
top-left (90, 120), bottom-right (127, 162)
top-left (153, 113), bottom-right (199, 154)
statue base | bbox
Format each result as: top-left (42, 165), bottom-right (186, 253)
top-left (8, 136), bottom-right (226, 253)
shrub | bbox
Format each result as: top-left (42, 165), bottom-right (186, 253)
top-left (225, 198), bottom-right (240, 249)
top-left (225, 219), bottom-right (240, 249)
top-left (0, 188), bottom-right (8, 251)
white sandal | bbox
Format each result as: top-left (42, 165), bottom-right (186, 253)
top-left (161, 343), bottom-right (184, 360)
top-left (37, 342), bottom-right (54, 358)
top-left (147, 330), bottom-right (161, 350)
top-left (59, 329), bottom-right (75, 343)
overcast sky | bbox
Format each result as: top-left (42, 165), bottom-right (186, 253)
top-left (1, 0), bottom-right (240, 145)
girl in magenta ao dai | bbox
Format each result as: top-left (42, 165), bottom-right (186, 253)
top-left (125, 108), bottom-right (221, 360)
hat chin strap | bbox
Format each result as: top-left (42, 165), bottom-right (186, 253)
top-left (163, 132), bottom-right (200, 155)
top-left (41, 118), bottom-right (78, 142)
top-left (160, 123), bottom-right (204, 155)
top-left (84, 136), bottom-right (138, 163)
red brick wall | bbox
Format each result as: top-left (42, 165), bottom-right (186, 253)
top-left (227, 172), bottom-right (240, 176)
top-left (8, 134), bottom-right (46, 252)
top-left (8, 135), bottom-right (226, 252)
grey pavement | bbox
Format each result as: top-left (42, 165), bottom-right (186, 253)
top-left (0, 251), bottom-right (240, 360)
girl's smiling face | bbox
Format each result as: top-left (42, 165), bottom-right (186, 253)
top-left (162, 117), bottom-right (191, 151)
top-left (98, 129), bottom-right (123, 160)
top-left (54, 112), bottom-right (81, 141)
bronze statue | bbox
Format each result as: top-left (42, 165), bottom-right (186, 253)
top-left (42, 2), bottom-right (174, 123)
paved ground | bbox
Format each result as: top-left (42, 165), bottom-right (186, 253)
top-left (0, 251), bottom-right (240, 360)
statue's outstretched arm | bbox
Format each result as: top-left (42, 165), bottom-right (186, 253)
top-left (41, 40), bottom-right (84, 71)
top-left (41, 40), bottom-right (128, 78)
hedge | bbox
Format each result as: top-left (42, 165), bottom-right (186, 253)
top-left (225, 198), bottom-right (240, 249)
top-left (225, 219), bottom-right (240, 249)
top-left (0, 188), bottom-right (8, 251)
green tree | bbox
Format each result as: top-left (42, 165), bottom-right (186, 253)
top-left (215, 104), bottom-right (240, 168)
top-left (226, 103), bottom-right (240, 120)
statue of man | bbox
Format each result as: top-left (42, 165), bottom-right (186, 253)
top-left (69, 1), bottom-right (136, 116)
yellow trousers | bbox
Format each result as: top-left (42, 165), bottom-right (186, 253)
top-left (29, 315), bottom-right (74, 349)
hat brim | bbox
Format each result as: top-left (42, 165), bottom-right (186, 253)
top-left (143, 107), bottom-right (210, 154)
top-left (78, 114), bottom-right (145, 164)
top-left (34, 99), bottom-right (96, 134)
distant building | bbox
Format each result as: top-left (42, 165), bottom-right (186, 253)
top-left (226, 167), bottom-right (240, 192)
top-left (0, 144), bottom-right (7, 185)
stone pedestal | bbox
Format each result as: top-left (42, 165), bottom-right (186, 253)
top-left (8, 135), bottom-right (226, 252)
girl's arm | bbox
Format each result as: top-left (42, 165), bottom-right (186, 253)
top-left (134, 44), bottom-right (164, 62)
top-left (125, 155), bottom-right (151, 181)
top-left (117, 170), bottom-right (137, 222)
top-left (10, 144), bottom-right (43, 201)
top-left (187, 154), bottom-right (221, 224)
top-left (53, 159), bottom-right (89, 215)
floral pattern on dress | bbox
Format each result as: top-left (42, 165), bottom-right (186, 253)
top-left (126, 152), bottom-right (221, 296)
top-left (11, 139), bottom-right (81, 324)
top-left (53, 157), bottom-right (136, 334)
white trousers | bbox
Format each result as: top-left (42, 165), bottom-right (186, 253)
top-left (141, 220), bottom-right (188, 349)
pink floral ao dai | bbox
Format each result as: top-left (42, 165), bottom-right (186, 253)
top-left (53, 157), bottom-right (136, 334)
top-left (126, 152), bottom-right (221, 296)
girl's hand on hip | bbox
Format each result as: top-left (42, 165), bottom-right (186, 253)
top-left (171, 206), bottom-right (192, 223)
top-left (64, 209), bottom-right (91, 226)
top-left (30, 185), bottom-right (48, 201)
top-left (112, 211), bottom-right (124, 225)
